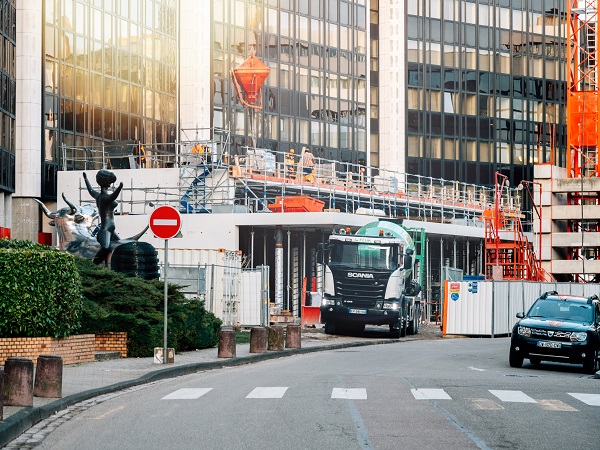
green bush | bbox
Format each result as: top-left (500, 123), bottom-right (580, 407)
top-left (75, 257), bottom-right (221, 357)
top-left (0, 239), bottom-right (83, 338)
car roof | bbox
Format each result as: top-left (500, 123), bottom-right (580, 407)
top-left (541, 294), bottom-right (596, 304)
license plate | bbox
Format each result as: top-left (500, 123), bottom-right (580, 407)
top-left (349, 309), bottom-right (367, 315)
top-left (538, 341), bottom-right (561, 349)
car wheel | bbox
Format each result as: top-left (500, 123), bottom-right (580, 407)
top-left (324, 322), bottom-right (336, 335)
top-left (509, 346), bottom-right (524, 368)
top-left (582, 349), bottom-right (599, 374)
top-left (529, 357), bottom-right (541, 365)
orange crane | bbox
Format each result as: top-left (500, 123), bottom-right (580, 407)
top-left (566, 1), bottom-right (600, 281)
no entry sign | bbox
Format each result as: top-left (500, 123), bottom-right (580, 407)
top-left (149, 205), bottom-right (181, 239)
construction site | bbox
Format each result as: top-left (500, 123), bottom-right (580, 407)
top-left (42, 2), bottom-right (600, 329)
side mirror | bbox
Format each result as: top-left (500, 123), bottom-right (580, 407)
top-left (403, 254), bottom-right (413, 270)
top-left (516, 312), bottom-right (524, 319)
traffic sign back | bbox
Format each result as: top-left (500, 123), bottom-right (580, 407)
top-left (149, 205), bottom-right (181, 239)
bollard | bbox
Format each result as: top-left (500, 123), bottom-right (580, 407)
top-left (0, 366), bottom-right (3, 421)
top-left (34, 354), bottom-right (63, 398)
top-left (285, 324), bottom-right (301, 349)
top-left (4, 356), bottom-right (34, 407)
top-left (267, 326), bottom-right (284, 351)
top-left (249, 327), bottom-right (267, 353)
top-left (218, 329), bottom-right (236, 358)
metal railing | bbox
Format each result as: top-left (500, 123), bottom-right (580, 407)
top-left (61, 138), bottom-right (524, 226)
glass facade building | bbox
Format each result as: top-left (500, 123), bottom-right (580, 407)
top-left (0, 0), bottom-right (15, 194)
top-left (404, 0), bottom-right (566, 186)
top-left (42, 0), bottom-right (177, 199)
top-left (212, 0), bottom-right (369, 165)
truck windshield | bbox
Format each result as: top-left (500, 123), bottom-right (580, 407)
top-left (329, 242), bottom-right (398, 270)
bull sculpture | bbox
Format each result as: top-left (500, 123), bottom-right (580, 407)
top-left (35, 193), bottom-right (149, 262)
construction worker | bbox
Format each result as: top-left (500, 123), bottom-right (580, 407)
top-left (285, 149), bottom-right (295, 177)
top-left (301, 147), bottom-right (315, 181)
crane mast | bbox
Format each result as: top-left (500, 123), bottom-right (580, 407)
top-left (567, 1), bottom-right (600, 177)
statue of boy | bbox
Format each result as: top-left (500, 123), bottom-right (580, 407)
top-left (83, 169), bottom-right (123, 265)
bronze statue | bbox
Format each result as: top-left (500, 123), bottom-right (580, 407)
top-left (83, 169), bottom-right (123, 265)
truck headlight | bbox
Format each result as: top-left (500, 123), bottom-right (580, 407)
top-left (322, 298), bottom-right (336, 306)
top-left (517, 326), bottom-right (531, 337)
top-left (570, 332), bottom-right (587, 342)
top-left (382, 302), bottom-right (399, 310)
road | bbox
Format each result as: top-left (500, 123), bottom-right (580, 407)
top-left (34, 337), bottom-right (599, 449)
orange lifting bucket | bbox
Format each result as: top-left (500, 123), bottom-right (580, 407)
top-left (231, 49), bottom-right (270, 110)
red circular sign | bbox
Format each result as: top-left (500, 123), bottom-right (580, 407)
top-left (149, 205), bottom-right (182, 239)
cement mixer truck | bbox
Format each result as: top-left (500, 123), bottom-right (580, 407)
top-left (319, 221), bottom-right (422, 338)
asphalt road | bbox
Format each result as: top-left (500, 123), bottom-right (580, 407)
top-left (35, 337), bottom-right (600, 450)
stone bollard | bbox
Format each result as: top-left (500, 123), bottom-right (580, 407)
top-left (285, 324), bottom-right (302, 349)
top-left (1, 366), bottom-right (4, 421)
top-left (218, 329), bottom-right (236, 358)
top-left (249, 327), bottom-right (267, 353)
top-left (4, 357), bottom-right (34, 407)
top-left (34, 354), bottom-right (63, 398)
top-left (267, 326), bottom-right (284, 351)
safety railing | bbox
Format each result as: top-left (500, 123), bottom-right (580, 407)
top-left (62, 140), bottom-right (524, 225)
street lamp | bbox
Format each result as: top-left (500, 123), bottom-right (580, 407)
top-left (493, 172), bottom-right (509, 279)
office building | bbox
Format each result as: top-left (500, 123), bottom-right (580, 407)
top-left (0, 0), bottom-right (15, 237)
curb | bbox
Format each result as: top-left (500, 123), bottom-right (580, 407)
top-left (0, 338), bottom-right (395, 446)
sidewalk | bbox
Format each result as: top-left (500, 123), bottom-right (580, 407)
top-left (0, 328), bottom-right (414, 446)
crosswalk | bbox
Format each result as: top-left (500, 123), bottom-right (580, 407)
top-left (161, 387), bottom-right (600, 408)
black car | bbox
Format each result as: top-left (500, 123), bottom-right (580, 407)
top-left (509, 291), bottom-right (600, 374)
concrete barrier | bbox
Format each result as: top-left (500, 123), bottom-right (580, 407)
top-left (217, 329), bottom-right (236, 358)
top-left (249, 327), bottom-right (267, 353)
top-left (267, 326), bottom-right (284, 351)
top-left (3, 357), bottom-right (34, 407)
top-left (285, 325), bottom-right (301, 349)
top-left (33, 354), bottom-right (63, 398)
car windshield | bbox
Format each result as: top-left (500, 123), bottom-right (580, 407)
top-left (527, 299), bottom-right (594, 323)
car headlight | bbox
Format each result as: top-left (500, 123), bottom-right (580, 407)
top-left (322, 298), bottom-right (336, 306)
top-left (518, 326), bottom-right (531, 337)
top-left (382, 302), bottom-right (399, 310)
top-left (570, 332), bottom-right (587, 342)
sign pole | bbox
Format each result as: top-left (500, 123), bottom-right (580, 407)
top-left (163, 238), bottom-right (169, 364)
top-left (149, 205), bottom-right (181, 365)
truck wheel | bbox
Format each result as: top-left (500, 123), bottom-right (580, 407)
top-left (413, 304), bottom-right (420, 334)
top-left (407, 314), bottom-right (414, 335)
top-left (399, 303), bottom-right (407, 337)
top-left (389, 322), bottom-right (400, 339)
top-left (324, 322), bottom-right (336, 335)
top-left (400, 316), bottom-right (407, 337)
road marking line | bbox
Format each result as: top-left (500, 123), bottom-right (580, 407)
top-left (161, 388), bottom-right (212, 400)
top-left (538, 399), bottom-right (578, 411)
top-left (468, 398), bottom-right (504, 410)
top-left (331, 388), bottom-right (367, 400)
top-left (489, 390), bottom-right (536, 403)
top-left (411, 389), bottom-right (452, 400)
top-left (246, 387), bottom-right (288, 399)
top-left (568, 393), bottom-right (600, 406)
top-left (468, 366), bottom-right (486, 372)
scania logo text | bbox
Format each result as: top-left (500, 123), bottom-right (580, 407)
top-left (347, 272), bottom-right (374, 278)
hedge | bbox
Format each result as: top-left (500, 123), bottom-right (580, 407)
top-left (0, 239), bottom-right (83, 338)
